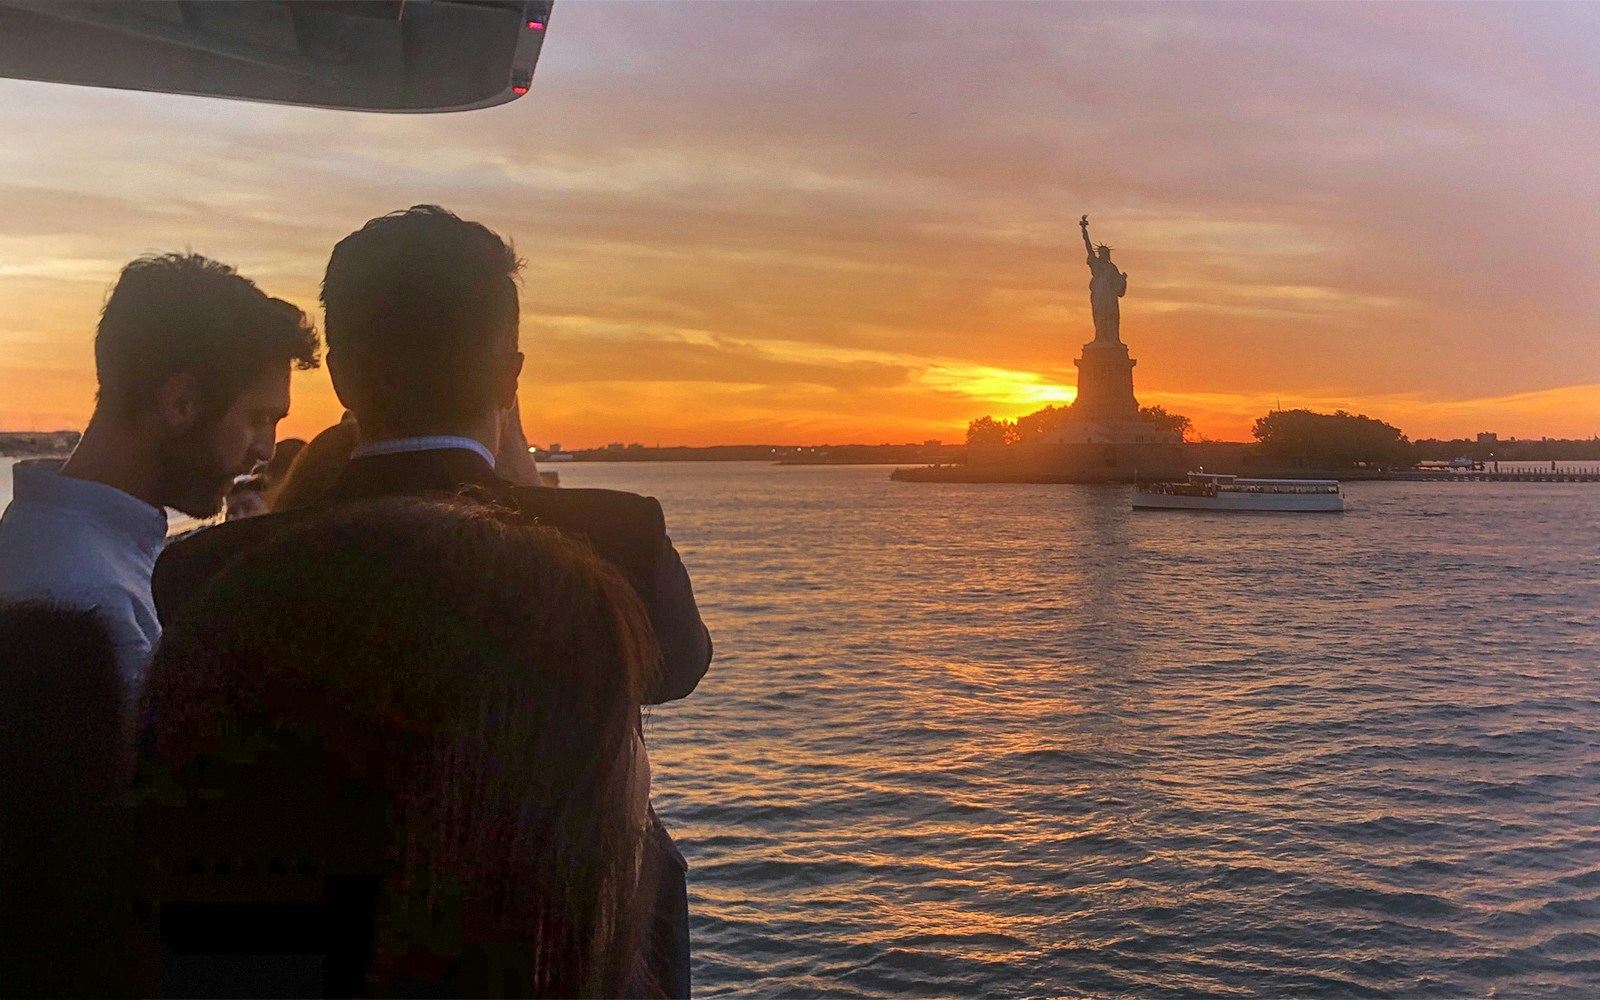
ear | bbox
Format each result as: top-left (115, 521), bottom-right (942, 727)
top-left (154, 373), bottom-right (204, 432)
top-left (327, 348), bottom-right (361, 413)
top-left (495, 351), bottom-right (525, 410)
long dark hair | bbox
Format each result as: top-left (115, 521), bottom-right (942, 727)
top-left (137, 497), bottom-right (659, 996)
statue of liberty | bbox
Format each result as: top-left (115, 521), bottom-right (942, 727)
top-left (1080, 215), bottom-right (1128, 344)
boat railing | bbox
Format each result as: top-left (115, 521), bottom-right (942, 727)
top-left (1137, 477), bottom-right (1341, 496)
top-left (1221, 483), bottom-right (1341, 494)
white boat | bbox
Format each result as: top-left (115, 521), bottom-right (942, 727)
top-left (1133, 471), bottom-right (1344, 512)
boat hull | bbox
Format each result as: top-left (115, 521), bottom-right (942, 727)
top-left (1133, 491), bottom-right (1344, 512)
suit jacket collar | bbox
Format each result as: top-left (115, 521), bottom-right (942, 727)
top-left (327, 448), bottom-right (518, 506)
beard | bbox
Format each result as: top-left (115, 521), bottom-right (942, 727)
top-left (155, 423), bottom-right (245, 518)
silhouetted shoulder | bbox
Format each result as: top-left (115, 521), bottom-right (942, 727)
top-left (509, 486), bottom-right (666, 577)
top-left (0, 601), bottom-right (120, 740)
top-left (513, 484), bottom-right (666, 528)
top-left (508, 485), bottom-right (709, 704)
top-left (152, 512), bottom-right (304, 627)
top-left (0, 600), bottom-right (129, 995)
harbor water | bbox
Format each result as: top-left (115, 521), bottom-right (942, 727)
top-left (559, 462), bottom-right (1600, 997)
top-left (4, 459), bottom-right (1598, 995)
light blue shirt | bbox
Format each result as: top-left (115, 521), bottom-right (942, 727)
top-left (0, 459), bottom-right (168, 692)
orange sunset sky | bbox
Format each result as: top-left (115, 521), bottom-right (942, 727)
top-left (2, 2), bottom-right (1597, 447)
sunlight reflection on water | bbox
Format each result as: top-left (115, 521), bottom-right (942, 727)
top-left (557, 462), bottom-right (1600, 998)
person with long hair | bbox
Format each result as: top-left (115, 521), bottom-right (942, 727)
top-left (134, 497), bottom-right (660, 997)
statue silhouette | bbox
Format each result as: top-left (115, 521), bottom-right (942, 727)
top-left (1080, 215), bottom-right (1128, 344)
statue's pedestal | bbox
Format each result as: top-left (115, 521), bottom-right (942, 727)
top-left (1071, 340), bottom-right (1140, 424)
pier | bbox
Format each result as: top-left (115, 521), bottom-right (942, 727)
top-left (892, 465), bottom-right (1600, 486)
top-left (1386, 469), bottom-right (1600, 483)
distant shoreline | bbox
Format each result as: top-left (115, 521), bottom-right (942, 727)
top-left (542, 443), bottom-right (967, 465)
top-left (890, 465), bottom-right (1600, 485)
top-left (888, 465), bottom-right (1383, 485)
top-left (0, 431), bottom-right (80, 459)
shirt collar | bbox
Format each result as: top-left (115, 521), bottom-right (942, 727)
top-left (348, 435), bottom-right (496, 469)
top-left (9, 458), bottom-right (169, 558)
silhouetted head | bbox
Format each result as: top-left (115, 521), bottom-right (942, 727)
top-left (263, 437), bottom-right (306, 482)
top-left (321, 205), bottom-right (525, 440)
top-left (1096, 244), bottom-right (1112, 261)
top-left (267, 418), bottom-right (360, 511)
top-left (93, 253), bottom-right (320, 516)
top-left (223, 476), bottom-right (269, 521)
top-left (137, 497), bottom-right (657, 996)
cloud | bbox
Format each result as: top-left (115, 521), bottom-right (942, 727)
top-left (0, 2), bottom-right (1596, 442)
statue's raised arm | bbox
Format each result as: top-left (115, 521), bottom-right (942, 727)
top-left (1079, 214), bottom-right (1126, 343)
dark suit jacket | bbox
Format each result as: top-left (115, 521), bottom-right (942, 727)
top-left (152, 447), bottom-right (711, 704)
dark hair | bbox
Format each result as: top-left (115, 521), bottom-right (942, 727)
top-left (136, 497), bottom-right (658, 996)
top-left (322, 205), bottom-right (523, 434)
top-left (96, 253), bottom-right (320, 417)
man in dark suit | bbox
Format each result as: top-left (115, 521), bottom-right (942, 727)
top-left (152, 205), bottom-right (709, 996)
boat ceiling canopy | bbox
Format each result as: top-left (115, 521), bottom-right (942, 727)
top-left (0, 0), bottom-right (553, 112)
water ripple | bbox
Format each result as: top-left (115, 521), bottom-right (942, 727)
top-left (568, 465), bottom-right (1600, 997)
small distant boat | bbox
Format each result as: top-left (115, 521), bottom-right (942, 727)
top-left (1416, 457), bottom-right (1483, 471)
top-left (1133, 471), bottom-right (1344, 512)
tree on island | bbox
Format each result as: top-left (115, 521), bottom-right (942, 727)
top-left (1015, 405), bottom-right (1073, 440)
top-left (1252, 408), bottom-right (1411, 469)
top-left (969, 402), bottom-right (1195, 445)
top-left (966, 415), bottom-right (1020, 446)
top-left (1138, 405), bottom-right (1194, 442)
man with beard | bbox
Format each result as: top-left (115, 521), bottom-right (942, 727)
top-left (0, 253), bottom-right (319, 691)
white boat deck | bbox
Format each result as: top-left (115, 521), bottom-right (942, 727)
top-left (1133, 472), bottom-right (1344, 512)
